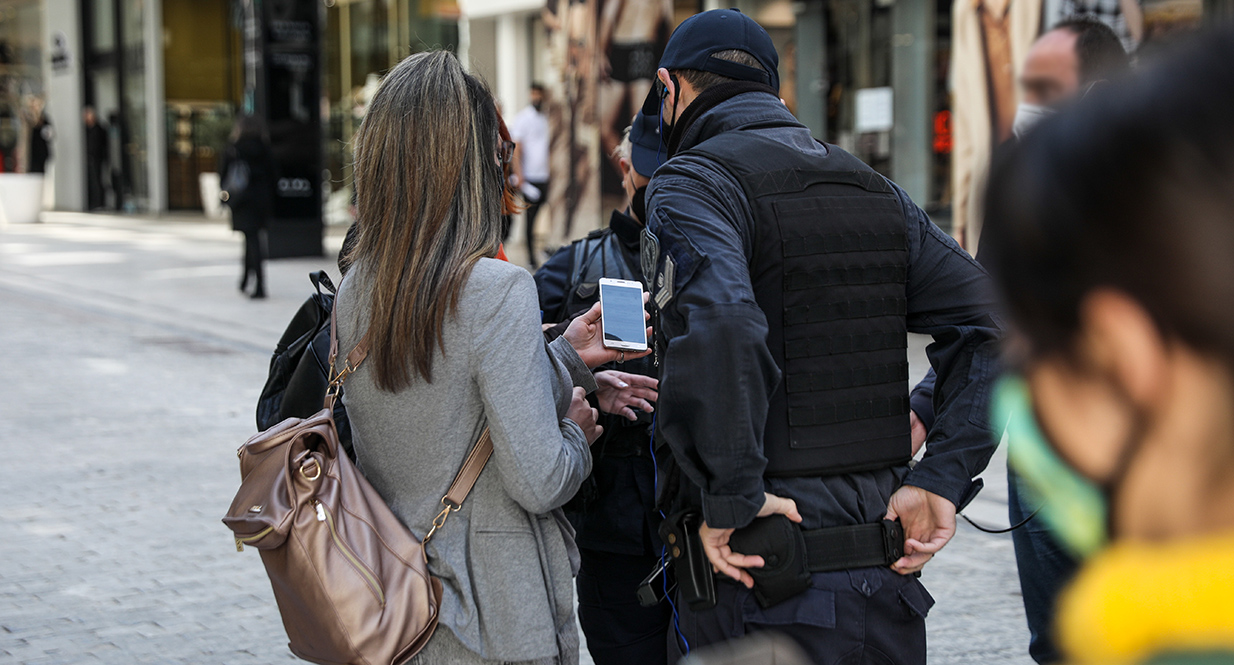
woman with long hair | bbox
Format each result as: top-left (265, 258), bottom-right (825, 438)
top-left (983, 30), bottom-right (1234, 665)
top-left (221, 114), bottom-right (274, 299)
top-left (334, 51), bottom-right (638, 664)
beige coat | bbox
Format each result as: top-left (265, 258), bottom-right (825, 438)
top-left (951, 0), bottom-right (1042, 253)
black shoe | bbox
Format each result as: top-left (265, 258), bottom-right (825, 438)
top-left (239, 274), bottom-right (250, 293)
top-left (250, 290), bottom-right (267, 300)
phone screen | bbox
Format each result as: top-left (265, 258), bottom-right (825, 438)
top-left (600, 282), bottom-right (647, 347)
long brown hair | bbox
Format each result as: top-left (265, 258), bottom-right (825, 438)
top-left (346, 51), bottom-right (503, 390)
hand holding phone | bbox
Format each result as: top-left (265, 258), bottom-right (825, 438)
top-left (563, 300), bottom-right (652, 369)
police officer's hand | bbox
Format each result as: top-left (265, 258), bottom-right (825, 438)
top-left (562, 300), bottom-right (653, 369)
top-left (883, 485), bottom-right (956, 575)
top-left (565, 387), bottom-right (603, 445)
top-left (594, 370), bottom-right (658, 420)
top-left (700, 493), bottom-right (803, 589)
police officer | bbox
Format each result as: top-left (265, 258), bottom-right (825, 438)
top-left (639, 10), bottom-right (1002, 663)
top-left (533, 111), bottom-right (671, 665)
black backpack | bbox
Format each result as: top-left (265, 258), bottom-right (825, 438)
top-left (256, 271), bottom-right (354, 460)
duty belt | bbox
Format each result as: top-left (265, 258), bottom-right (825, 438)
top-left (802, 519), bottom-right (904, 572)
top-left (728, 516), bottom-right (906, 608)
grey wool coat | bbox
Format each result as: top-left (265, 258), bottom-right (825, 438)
top-left (335, 258), bottom-right (596, 664)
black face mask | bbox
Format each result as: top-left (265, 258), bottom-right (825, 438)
top-left (631, 185), bottom-right (648, 224)
top-left (531, 101), bottom-right (543, 112)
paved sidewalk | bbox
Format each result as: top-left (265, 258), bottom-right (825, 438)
top-left (0, 213), bottom-right (1032, 664)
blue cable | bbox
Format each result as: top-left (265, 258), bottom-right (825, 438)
top-left (657, 107), bottom-right (666, 166)
top-left (650, 415), bottom-right (690, 655)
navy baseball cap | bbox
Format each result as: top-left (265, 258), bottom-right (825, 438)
top-left (628, 109), bottom-right (660, 177)
top-left (658, 9), bottom-right (780, 93)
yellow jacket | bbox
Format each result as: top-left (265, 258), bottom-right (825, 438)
top-left (1057, 532), bottom-right (1234, 664)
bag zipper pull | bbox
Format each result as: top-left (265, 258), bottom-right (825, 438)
top-left (315, 501), bottom-right (327, 522)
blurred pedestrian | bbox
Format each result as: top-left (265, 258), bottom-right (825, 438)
top-left (27, 97), bottom-right (51, 174)
top-left (333, 50), bottom-right (641, 665)
top-left (83, 106), bottom-right (108, 210)
top-left (1013, 17), bottom-right (1130, 139)
top-left (510, 83), bottom-right (550, 267)
top-left (534, 110), bottom-right (667, 665)
top-left (911, 16), bottom-right (1131, 664)
top-left (220, 115), bottom-right (275, 299)
top-left (983, 28), bottom-right (1234, 665)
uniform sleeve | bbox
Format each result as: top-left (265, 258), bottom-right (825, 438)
top-left (469, 269), bottom-right (594, 514)
top-left (897, 185), bottom-right (1003, 507)
top-left (647, 159), bottom-right (781, 530)
top-left (533, 245), bottom-right (574, 323)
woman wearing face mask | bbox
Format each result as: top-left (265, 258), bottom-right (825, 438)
top-left (982, 30), bottom-right (1234, 665)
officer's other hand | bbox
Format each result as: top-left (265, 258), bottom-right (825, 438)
top-left (700, 493), bottom-right (803, 589)
top-left (910, 410), bottom-right (928, 456)
top-left (594, 370), bottom-right (658, 420)
top-left (565, 387), bottom-right (603, 444)
top-left (563, 300), bottom-right (653, 369)
top-left (883, 485), bottom-right (956, 575)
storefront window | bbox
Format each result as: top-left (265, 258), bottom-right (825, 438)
top-left (82, 0), bottom-right (151, 212)
top-left (321, 0), bottom-right (459, 226)
top-left (162, 0), bottom-right (241, 210)
top-left (0, 0), bottom-right (44, 174)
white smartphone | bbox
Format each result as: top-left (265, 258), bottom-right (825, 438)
top-left (599, 278), bottom-right (648, 352)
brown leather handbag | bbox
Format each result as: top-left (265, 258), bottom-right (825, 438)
top-left (223, 311), bottom-right (492, 665)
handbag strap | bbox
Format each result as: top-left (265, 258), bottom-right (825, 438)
top-left (328, 305), bottom-right (370, 383)
top-left (326, 305), bottom-right (493, 543)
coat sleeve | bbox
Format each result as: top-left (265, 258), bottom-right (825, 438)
top-left (898, 185), bottom-right (1003, 507)
top-left (469, 268), bottom-right (594, 514)
top-left (646, 158), bottom-right (781, 530)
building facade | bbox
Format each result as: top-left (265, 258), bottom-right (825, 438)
top-left (14, 0), bottom-right (1231, 253)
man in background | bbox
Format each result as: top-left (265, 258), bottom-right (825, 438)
top-left (83, 106), bottom-right (109, 210)
top-left (510, 83), bottom-right (551, 267)
top-left (535, 110), bottom-right (669, 665)
top-left (913, 17), bottom-right (1130, 664)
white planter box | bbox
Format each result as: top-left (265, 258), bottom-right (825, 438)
top-left (0, 173), bottom-right (45, 225)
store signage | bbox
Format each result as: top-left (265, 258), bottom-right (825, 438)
top-left (855, 87), bottom-right (894, 134)
top-left (50, 32), bottom-right (72, 74)
top-left (248, 0), bottom-right (323, 257)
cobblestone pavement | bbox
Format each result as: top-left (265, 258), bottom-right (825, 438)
top-left (0, 214), bottom-right (1033, 664)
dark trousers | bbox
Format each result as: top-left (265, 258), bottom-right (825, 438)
top-left (670, 566), bottom-right (932, 665)
top-left (86, 160), bottom-right (106, 210)
top-left (577, 549), bottom-right (671, 665)
top-left (1008, 469), bottom-right (1079, 664)
top-left (524, 180), bottom-right (549, 267)
top-left (241, 229), bottom-right (266, 294)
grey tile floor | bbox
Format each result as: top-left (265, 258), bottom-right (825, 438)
top-left (0, 213), bottom-right (1031, 664)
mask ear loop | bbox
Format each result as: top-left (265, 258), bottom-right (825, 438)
top-left (1027, 376), bottom-right (1148, 542)
top-left (657, 83), bottom-right (667, 166)
top-left (656, 74), bottom-right (679, 166)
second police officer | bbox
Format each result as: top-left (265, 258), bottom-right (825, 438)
top-left (535, 111), bottom-right (672, 665)
top-left (640, 9), bottom-right (1002, 663)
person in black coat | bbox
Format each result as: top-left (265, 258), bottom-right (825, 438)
top-left (27, 98), bottom-right (51, 174)
top-left (220, 115), bottom-right (276, 299)
top-left (83, 106), bottom-right (109, 210)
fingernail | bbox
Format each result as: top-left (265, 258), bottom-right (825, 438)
top-left (617, 381), bottom-right (628, 388)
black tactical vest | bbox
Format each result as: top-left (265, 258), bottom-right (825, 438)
top-left (686, 131), bottom-right (911, 477)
